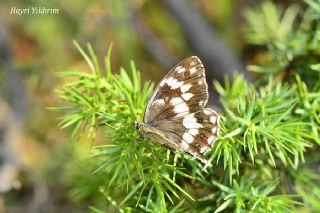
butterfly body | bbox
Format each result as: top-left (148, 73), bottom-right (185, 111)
top-left (135, 122), bottom-right (182, 151)
top-left (136, 56), bottom-right (219, 164)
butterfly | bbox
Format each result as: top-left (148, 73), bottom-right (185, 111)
top-left (135, 56), bottom-right (219, 164)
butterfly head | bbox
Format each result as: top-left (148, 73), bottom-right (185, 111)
top-left (134, 122), bottom-right (143, 130)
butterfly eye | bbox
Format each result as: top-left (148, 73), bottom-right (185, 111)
top-left (134, 122), bottom-right (141, 130)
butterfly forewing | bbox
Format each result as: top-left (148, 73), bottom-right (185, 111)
top-left (139, 56), bottom-right (219, 164)
top-left (144, 56), bottom-right (208, 123)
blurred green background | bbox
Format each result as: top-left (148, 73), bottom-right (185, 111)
top-left (0, 0), bottom-right (301, 212)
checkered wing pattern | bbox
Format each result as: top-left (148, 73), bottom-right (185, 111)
top-left (138, 56), bottom-right (219, 164)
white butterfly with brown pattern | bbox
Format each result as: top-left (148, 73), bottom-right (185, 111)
top-left (135, 56), bottom-right (219, 164)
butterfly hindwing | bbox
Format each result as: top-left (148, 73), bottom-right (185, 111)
top-left (155, 108), bottom-right (219, 164)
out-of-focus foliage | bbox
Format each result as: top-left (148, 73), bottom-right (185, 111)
top-left (244, 0), bottom-right (320, 85)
